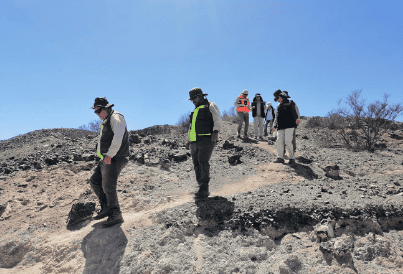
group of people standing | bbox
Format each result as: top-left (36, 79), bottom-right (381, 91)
top-left (85, 88), bottom-right (300, 228)
top-left (234, 90), bottom-right (277, 140)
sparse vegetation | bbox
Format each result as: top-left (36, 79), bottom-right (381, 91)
top-left (175, 111), bottom-right (191, 134)
top-left (306, 116), bottom-right (323, 128)
top-left (78, 119), bottom-right (102, 133)
top-left (326, 90), bottom-right (403, 151)
top-left (221, 106), bottom-right (238, 123)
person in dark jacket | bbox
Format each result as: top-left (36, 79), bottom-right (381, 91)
top-left (251, 93), bottom-right (266, 140)
top-left (187, 88), bottom-right (222, 199)
top-left (272, 90), bottom-right (300, 165)
top-left (89, 97), bottom-right (130, 228)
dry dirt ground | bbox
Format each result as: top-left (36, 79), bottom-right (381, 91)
top-left (1, 118), bottom-right (403, 273)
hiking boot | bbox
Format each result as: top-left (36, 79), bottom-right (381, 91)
top-left (288, 159), bottom-right (296, 165)
top-left (93, 205), bottom-right (109, 220)
top-left (194, 184), bottom-right (209, 199)
top-left (273, 158), bottom-right (285, 163)
top-left (101, 211), bottom-right (124, 228)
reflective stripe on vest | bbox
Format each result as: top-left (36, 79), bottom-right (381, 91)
top-left (97, 123), bottom-right (104, 160)
top-left (189, 105), bottom-right (212, 141)
top-left (237, 95), bottom-right (250, 113)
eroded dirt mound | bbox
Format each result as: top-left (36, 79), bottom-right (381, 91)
top-left (1, 118), bottom-right (403, 273)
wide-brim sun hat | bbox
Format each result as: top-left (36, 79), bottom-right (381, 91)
top-left (242, 89), bottom-right (249, 95)
top-left (90, 97), bottom-right (114, 109)
top-left (188, 87), bottom-right (208, 100)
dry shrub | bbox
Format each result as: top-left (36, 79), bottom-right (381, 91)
top-left (306, 116), bottom-right (323, 128)
top-left (327, 90), bottom-right (403, 151)
top-left (222, 106), bottom-right (238, 123)
top-left (78, 119), bottom-right (102, 133)
top-left (175, 111), bottom-right (191, 134)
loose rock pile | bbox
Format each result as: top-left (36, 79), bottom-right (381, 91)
top-left (1, 118), bottom-right (403, 273)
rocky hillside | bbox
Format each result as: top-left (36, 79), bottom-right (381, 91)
top-left (1, 118), bottom-right (403, 273)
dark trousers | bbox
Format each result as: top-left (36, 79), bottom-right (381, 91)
top-left (190, 138), bottom-right (215, 186)
top-left (89, 156), bottom-right (128, 214)
top-left (237, 112), bottom-right (249, 135)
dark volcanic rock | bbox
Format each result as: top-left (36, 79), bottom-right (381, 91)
top-left (66, 202), bottom-right (96, 229)
top-left (129, 134), bottom-right (141, 144)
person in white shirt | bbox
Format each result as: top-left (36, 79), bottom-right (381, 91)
top-left (89, 97), bottom-right (129, 228)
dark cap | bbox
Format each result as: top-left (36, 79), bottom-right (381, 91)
top-left (273, 89), bottom-right (290, 102)
top-left (90, 97), bottom-right (114, 109)
top-left (188, 87), bottom-right (208, 100)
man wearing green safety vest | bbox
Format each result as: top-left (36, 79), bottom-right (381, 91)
top-left (187, 88), bottom-right (222, 199)
top-left (89, 97), bottom-right (130, 228)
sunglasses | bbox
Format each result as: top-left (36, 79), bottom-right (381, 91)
top-left (94, 108), bottom-right (103, 114)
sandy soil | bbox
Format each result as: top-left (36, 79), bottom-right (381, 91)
top-left (1, 119), bottom-right (403, 273)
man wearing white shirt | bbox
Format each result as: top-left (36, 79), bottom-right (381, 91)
top-left (89, 97), bottom-right (129, 228)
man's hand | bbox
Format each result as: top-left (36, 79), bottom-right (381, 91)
top-left (211, 132), bottom-right (219, 142)
top-left (104, 156), bottom-right (112, 165)
top-left (296, 119), bottom-right (300, 124)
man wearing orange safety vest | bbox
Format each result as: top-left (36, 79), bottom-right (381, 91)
top-left (234, 89), bottom-right (252, 138)
top-left (187, 88), bottom-right (222, 199)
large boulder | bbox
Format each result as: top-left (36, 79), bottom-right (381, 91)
top-left (129, 134), bottom-right (141, 144)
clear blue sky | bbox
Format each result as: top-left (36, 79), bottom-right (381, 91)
top-left (1, 0), bottom-right (402, 141)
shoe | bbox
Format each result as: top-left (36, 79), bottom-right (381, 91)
top-left (273, 158), bottom-right (285, 163)
top-left (93, 205), bottom-right (109, 220)
top-left (259, 137), bottom-right (264, 140)
top-left (101, 211), bottom-right (124, 228)
top-left (194, 184), bottom-right (209, 199)
top-left (288, 159), bottom-right (296, 165)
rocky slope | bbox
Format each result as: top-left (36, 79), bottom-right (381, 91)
top-left (1, 117), bottom-right (403, 273)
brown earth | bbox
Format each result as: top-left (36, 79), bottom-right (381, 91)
top-left (1, 118), bottom-right (403, 273)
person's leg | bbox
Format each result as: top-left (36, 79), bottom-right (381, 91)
top-left (264, 120), bottom-right (268, 136)
top-left (253, 117), bottom-right (258, 138)
top-left (293, 127), bottom-right (297, 153)
top-left (237, 112), bottom-right (243, 136)
top-left (285, 128), bottom-right (295, 159)
top-left (190, 142), bottom-right (201, 184)
top-left (277, 129), bottom-right (286, 159)
top-left (89, 162), bottom-right (107, 208)
top-left (102, 157), bottom-right (128, 214)
top-left (195, 139), bottom-right (215, 198)
top-left (244, 113), bottom-right (249, 136)
top-left (100, 156), bottom-right (128, 227)
top-left (258, 117), bottom-right (264, 137)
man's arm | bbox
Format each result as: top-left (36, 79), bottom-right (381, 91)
top-left (234, 96), bottom-right (242, 108)
top-left (106, 113), bottom-right (127, 158)
top-left (209, 102), bottom-right (222, 132)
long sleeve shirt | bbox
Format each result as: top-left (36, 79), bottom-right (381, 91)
top-left (97, 111), bottom-right (127, 158)
top-left (209, 101), bottom-right (222, 132)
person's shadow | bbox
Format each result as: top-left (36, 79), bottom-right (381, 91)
top-left (194, 196), bottom-right (235, 234)
top-left (81, 225), bottom-right (128, 274)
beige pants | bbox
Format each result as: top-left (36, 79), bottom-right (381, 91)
top-left (277, 128), bottom-right (295, 159)
top-left (253, 117), bottom-right (265, 137)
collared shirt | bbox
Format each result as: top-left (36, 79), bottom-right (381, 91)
top-left (97, 111), bottom-right (127, 158)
